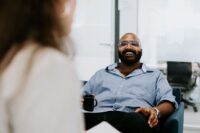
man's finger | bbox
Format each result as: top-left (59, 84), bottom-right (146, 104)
top-left (148, 111), bottom-right (155, 124)
top-left (148, 110), bottom-right (159, 128)
top-left (149, 117), bottom-right (159, 128)
top-left (135, 107), bottom-right (143, 113)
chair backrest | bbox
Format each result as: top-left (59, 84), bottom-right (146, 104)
top-left (167, 61), bottom-right (193, 85)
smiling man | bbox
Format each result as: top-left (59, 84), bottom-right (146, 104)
top-left (82, 33), bottom-right (178, 133)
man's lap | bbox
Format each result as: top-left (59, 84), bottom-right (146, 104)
top-left (84, 111), bottom-right (154, 133)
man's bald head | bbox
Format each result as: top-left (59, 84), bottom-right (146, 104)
top-left (120, 33), bottom-right (141, 47)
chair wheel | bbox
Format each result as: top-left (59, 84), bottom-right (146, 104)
top-left (184, 105), bottom-right (188, 109)
top-left (193, 106), bottom-right (198, 112)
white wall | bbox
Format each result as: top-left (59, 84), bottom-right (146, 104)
top-left (119, 0), bottom-right (138, 36)
top-left (120, 0), bottom-right (200, 65)
top-left (71, 0), bottom-right (115, 81)
top-left (138, 0), bottom-right (200, 64)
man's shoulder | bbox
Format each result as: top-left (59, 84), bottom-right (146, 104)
top-left (93, 66), bottom-right (109, 75)
top-left (143, 64), bottom-right (164, 75)
top-left (93, 64), bottom-right (116, 76)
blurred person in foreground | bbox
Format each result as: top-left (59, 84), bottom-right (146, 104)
top-left (0, 0), bottom-right (84, 133)
top-left (82, 33), bottom-right (178, 133)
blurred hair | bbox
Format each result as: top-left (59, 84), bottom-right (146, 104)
top-left (0, 0), bottom-right (70, 72)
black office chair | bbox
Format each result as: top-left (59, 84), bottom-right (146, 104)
top-left (167, 61), bottom-right (198, 112)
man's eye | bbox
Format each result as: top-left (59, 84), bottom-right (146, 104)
top-left (120, 41), bottom-right (128, 46)
top-left (130, 41), bottom-right (139, 46)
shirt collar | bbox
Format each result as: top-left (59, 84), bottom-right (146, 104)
top-left (106, 63), bottom-right (154, 73)
top-left (106, 63), bottom-right (118, 71)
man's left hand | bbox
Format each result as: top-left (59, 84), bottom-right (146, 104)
top-left (135, 107), bottom-right (159, 128)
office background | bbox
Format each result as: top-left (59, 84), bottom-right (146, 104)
top-left (71, 0), bottom-right (200, 81)
top-left (70, 0), bottom-right (200, 132)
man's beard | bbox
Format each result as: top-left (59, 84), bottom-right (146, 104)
top-left (118, 49), bottom-right (142, 66)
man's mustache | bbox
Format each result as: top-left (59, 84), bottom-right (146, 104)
top-left (122, 50), bottom-right (136, 55)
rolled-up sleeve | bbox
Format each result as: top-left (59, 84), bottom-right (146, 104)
top-left (155, 72), bottom-right (178, 110)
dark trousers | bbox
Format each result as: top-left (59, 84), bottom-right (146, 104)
top-left (84, 111), bottom-right (155, 133)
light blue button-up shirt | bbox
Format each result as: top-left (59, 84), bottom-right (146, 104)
top-left (82, 63), bottom-right (178, 113)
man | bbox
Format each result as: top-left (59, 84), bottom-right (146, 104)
top-left (82, 33), bottom-right (178, 133)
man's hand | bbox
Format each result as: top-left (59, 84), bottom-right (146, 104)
top-left (135, 107), bottom-right (159, 128)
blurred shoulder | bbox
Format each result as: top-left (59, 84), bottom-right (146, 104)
top-left (36, 46), bottom-right (72, 67)
top-left (13, 43), bottom-right (75, 76)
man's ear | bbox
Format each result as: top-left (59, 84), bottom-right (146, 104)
top-left (140, 49), bottom-right (143, 56)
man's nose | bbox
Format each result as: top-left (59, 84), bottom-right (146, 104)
top-left (126, 43), bottom-right (132, 49)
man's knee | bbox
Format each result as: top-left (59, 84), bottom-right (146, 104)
top-left (126, 113), bottom-right (148, 127)
top-left (84, 113), bottom-right (104, 130)
top-left (118, 112), bottom-right (153, 133)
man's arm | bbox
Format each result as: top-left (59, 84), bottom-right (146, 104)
top-left (156, 101), bottom-right (175, 118)
top-left (135, 101), bottom-right (175, 128)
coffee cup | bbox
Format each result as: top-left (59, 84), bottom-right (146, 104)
top-left (83, 95), bottom-right (97, 111)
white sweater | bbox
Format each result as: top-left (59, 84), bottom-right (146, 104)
top-left (0, 44), bottom-right (84, 133)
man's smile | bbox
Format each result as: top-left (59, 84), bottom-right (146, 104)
top-left (124, 51), bottom-right (135, 57)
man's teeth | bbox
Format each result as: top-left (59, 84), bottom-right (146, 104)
top-left (125, 52), bottom-right (134, 55)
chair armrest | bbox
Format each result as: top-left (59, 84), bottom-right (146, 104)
top-left (172, 88), bottom-right (181, 104)
top-left (161, 102), bottom-right (184, 133)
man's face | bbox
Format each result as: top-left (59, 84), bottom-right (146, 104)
top-left (118, 34), bottom-right (142, 66)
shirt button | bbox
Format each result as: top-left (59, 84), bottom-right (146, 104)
top-left (112, 104), bottom-right (120, 111)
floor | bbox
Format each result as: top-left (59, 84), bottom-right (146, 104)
top-left (184, 104), bottom-right (200, 133)
top-left (183, 78), bottom-right (200, 133)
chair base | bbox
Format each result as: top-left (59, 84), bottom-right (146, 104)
top-left (182, 98), bottom-right (198, 112)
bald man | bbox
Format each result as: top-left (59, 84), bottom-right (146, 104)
top-left (82, 33), bottom-right (177, 133)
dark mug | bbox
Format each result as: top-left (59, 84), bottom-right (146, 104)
top-left (83, 95), bottom-right (97, 111)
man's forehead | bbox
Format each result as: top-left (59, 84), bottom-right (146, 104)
top-left (120, 34), bottom-right (138, 41)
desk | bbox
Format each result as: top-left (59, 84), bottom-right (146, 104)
top-left (146, 63), bottom-right (168, 75)
top-left (147, 62), bottom-right (200, 76)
